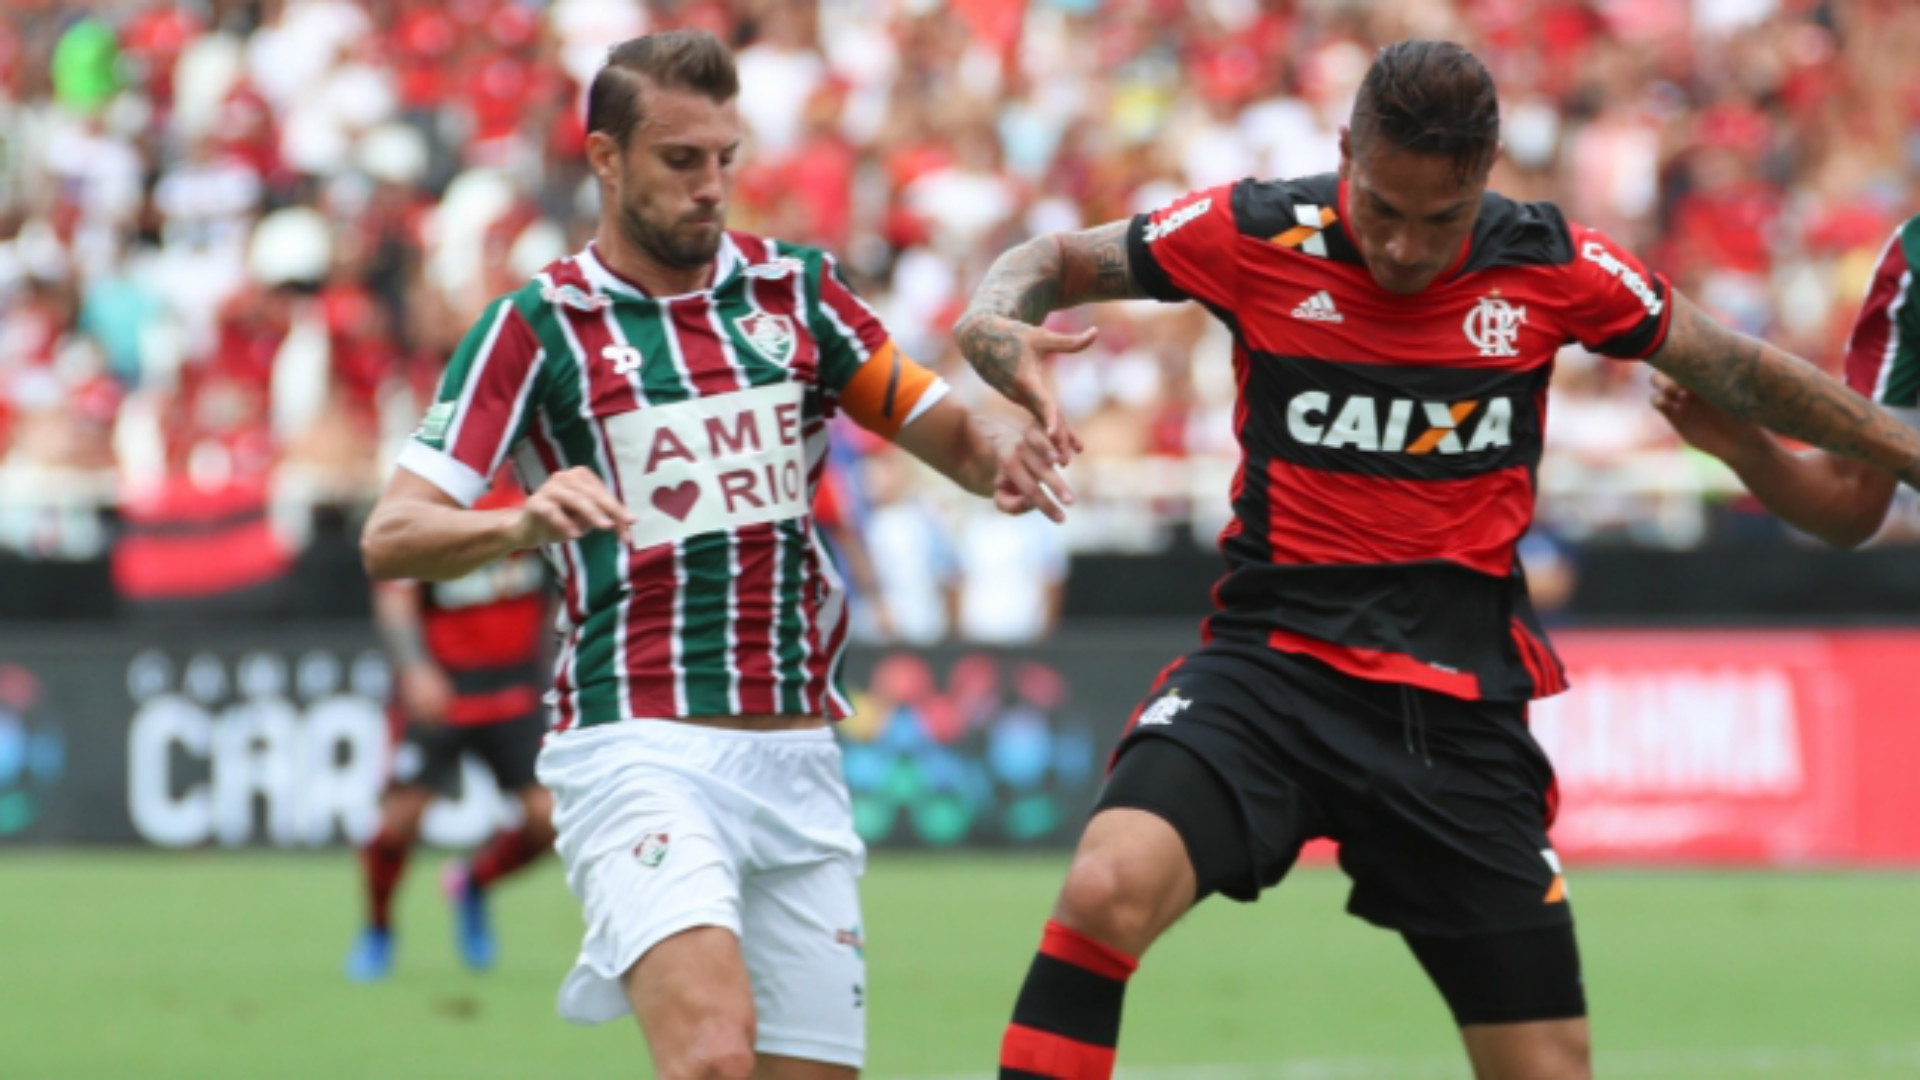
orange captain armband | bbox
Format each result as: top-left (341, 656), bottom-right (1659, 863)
top-left (836, 341), bottom-right (949, 438)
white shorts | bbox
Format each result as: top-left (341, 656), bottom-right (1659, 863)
top-left (536, 721), bottom-right (867, 1068)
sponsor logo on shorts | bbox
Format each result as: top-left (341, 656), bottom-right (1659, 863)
top-left (633, 832), bottom-right (671, 868)
top-left (1137, 688), bottom-right (1192, 728)
top-left (834, 925), bottom-right (865, 958)
top-left (1541, 847), bottom-right (1569, 903)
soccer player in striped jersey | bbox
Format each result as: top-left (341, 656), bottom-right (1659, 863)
top-left (360, 30), bottom-right (1070, 1080)
top-left (1652, 214), bottom-right (1920, 546)
top-left (956, 39), bottom-right (1920, 1080)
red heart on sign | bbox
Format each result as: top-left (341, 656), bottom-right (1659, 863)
top-left (651, 481), bottom-right (699, 521)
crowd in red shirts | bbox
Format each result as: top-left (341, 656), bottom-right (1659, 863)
top-left (2, 0), bottom-right (1917, 566)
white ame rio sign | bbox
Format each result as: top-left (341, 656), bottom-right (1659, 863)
top-left (603, 382), bottom-right (809, 550)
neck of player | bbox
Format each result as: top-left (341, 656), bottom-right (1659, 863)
top-left (595, 224), bottom-right (713, 298)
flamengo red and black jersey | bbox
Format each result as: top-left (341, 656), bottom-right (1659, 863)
top-left (405, 478), bottom-right (549, 726)
top-left (396, 235), bottom-right (947, 729)
top-left (1128, 173), bottom-right (1674, 701)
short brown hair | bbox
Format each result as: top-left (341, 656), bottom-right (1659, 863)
top-left (1350, 40), bottom-right (1500, 183)
top-left (586, 30), bottom-right (740, 146)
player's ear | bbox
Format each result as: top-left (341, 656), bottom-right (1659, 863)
top-left (585, 131), bottom-right (622, 184)
top-left (1337, 126), bottom-right (1353, 179)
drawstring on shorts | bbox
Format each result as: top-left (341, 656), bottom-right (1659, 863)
top-left (1399, 685), bottom-right (1433, 767)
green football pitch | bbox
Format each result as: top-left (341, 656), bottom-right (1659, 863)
top-left (3, 853), bottom-right (1917, 1079)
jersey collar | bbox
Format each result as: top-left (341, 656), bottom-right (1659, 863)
top-left (579, 235), bottom-right (742, 301)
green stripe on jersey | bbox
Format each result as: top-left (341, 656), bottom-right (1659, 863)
top-left (1881, 219), bottom-right (1920, 407)
top-left (679, 533), bottom-right (735, 714)
top-left (774, 518), bottom-right (810, 714)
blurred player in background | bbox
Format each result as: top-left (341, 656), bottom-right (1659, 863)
top-left (956, 39), bottom-right (1920, 1080)
top-left (1654, 214), bottom-right (1920, 546)
top-left (359, 29), bottom-right (1069, 1080)
top-left (346, 473), bottom-right (555, 982)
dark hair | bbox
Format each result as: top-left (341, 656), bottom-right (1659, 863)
top-left (1350, 40), bottom-right (1500, 182)
top-left (586, 30), bottom-right (740, 146)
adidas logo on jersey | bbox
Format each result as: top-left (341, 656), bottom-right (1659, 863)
top-left (1291, 291), bottom-right (1344, 323)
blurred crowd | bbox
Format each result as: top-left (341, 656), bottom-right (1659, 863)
top-left (4, 0), bottom-right (1920, 635)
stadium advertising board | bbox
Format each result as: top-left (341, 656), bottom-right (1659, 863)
top-left (0, 627), bottom-right (513, 847)
top-left (2, 625), bottom-right (1918, 861)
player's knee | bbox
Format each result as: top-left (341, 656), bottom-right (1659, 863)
top-left (1054, 850), bottom-right (1166, 954)
top-left (658, 1025), bottom-right (756, 1080)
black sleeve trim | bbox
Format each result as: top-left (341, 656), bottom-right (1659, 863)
top-left (1125, 213), bottom-right (1189, 303)
top-left (1591, 278), bottom-right (1674, 359)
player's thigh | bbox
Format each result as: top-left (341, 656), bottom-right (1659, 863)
top-left (470, 711), bottom-right (545, 796)
top-left (623, 925), bottom-right (759, 1079)
top-left (738, 855), bottom-right (866, 1072)
top-left (390, 720), bottom-right (462, 799)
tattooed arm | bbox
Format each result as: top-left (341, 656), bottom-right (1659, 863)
top-left (952, 221), bottom-right (1144, 456)
top-left (1645, 291), bottom-right (1920, 495)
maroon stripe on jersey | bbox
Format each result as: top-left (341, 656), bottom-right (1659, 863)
top-left (728, 231), bottom-right (769, 263)
top-left (813, 580), bottom-right (851, 717)
top-left (1844, 235), bottom-right (1910, 397)
top-left (733, 522), bottom-right (780, 714)
top-left (625, 545), bottom-right (681, 718)
top-left (448, 307), bottom-right (543, 476)
top-left (1263, 460), bottom-right (1531, 577)
top-left (1268, 627), bottom-right (1481, 699)
top-left (818, 262), bottom-right (889, 353)
top-left (671, 296), bottom-right (748, 394)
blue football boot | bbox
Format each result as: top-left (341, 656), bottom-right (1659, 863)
top-left (344, 926), bottom-right (394, 982)
top-left (444, 861), bottom-right (497, 971)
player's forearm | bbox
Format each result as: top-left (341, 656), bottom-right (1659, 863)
top-left (1714, 436), bottom-right (1893, 548)
top-left (362, 499), bottom-right (525, 582)
top-left (954, 235), bottom-right (1069, 400)
top-left (1650, 300), bottom-right (1920, 488)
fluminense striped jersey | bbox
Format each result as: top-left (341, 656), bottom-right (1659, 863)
top-left (1844, 214), bottom-right (1920, 426)
top-left (396, 235), bottom-right (948, 729)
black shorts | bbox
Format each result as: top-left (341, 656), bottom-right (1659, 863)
top-left (1096, 641), bottom-right (1569, 940)
top-left (392, 712), bottom-right (545, 797)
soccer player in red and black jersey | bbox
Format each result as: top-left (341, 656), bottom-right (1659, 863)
top-left (346, 474), bottom-right (556, 982)
top-left (956, 41), bottom-right (1920, 1080)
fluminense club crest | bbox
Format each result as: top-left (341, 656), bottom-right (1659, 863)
top-left (733, 311), bottom-right (797, 366)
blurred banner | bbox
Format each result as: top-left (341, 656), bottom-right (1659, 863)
top-left (1, 624), bottom-right (1917, 863)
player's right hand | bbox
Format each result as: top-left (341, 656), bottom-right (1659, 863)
top-left (510, 467), bottom-right (635, 548)
top-left (955, 313), bottom-right (1094, 464)
top-left (398, 662), bottom-right (455, 726)
top-left (1651, 372), bottom-right (1767, 463)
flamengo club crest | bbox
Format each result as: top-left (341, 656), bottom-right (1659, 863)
top-left (1463, 293), bottom-right (1527, 358)
top-left (734, 311), bottom-right (797, 366)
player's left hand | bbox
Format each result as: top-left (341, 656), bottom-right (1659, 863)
top-left (991, 421), bottom-right (1075, 523)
